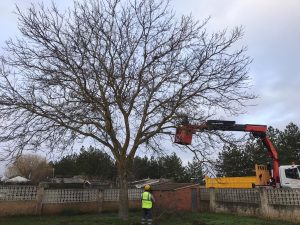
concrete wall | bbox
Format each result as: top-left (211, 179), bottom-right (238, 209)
top-left (0, 186), bottom-right (142, 216)
top-left (8, 184), bottom-right (300, 223)
top-left (42, 200), bottom-right (140, 215)
top-left (0, 201), bottom-right (37, 216)
top-left (200, 188), bottom-right (300, 223)
top-left (42, 202), bottom-right (99, 215)
top-left (102, 200), bottom-right (140, 212)
top-left (199, 200), bottom-right (209, 212)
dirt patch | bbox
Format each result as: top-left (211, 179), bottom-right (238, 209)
top-left (190, 220), bottom-right (208, 225)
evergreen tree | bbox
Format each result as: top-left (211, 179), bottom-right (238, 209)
top-left (215, 123), bottom-right (300, 177)
top-left (185, 157), bottom-right (204, 183)
top-left (53, 146), bottom-right (116, 179)
top-left (53, 154), bottom-right (78, 177)
top-left (129, 156), bottom-right (150, 180)
top-left (215, 144), bottom-right (251, 177)
top-left (130, 152), bottom-right (191, 182)
top-left (76, 146), bottom-right (116, 179)
top-left (278, 123), bottom-right (300, 165)
top-left (159, 153), bottom-right (187, 182)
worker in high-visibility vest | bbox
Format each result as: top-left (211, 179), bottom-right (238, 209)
top-left (141, 184), bottom-right (155, 225)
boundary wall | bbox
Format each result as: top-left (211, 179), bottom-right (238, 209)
top-left (0, 186), bottom-right (142, 216)
top-left (199, 187), bottom-right (300, 223)
top-left (3, 184), bottom-right (300, 223)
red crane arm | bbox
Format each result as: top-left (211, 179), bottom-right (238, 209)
top-left (174, 120), bottom-right (280, 183)
top-left (260, 136), bottom-right (280, 183)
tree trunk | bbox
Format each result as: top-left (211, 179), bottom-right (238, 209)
top-left (118, 165), bottom-right (129, 220)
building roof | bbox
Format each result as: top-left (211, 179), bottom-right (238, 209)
top-left (1, 176), bottom-right (8, 182)
top-left (50, 177), bottom-right (89, 184)
top-left (130, 178), bottom-right (171, 188)
top-left (151, 182), bottom-right (199, 191)
top-left (5, 176), bottom-right (30, 183)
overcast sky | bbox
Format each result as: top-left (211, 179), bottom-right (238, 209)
top-left (171, 0), bottom-right (300, 128)
top-left (0, 0), bottom-right (299, 173)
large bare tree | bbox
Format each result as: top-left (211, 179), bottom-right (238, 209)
top-left (0, 0), bottom-right (253, 218)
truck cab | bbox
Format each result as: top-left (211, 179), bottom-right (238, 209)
top-left (279, 165), bottom-right (300, 188)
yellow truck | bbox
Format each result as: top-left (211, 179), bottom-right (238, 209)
top-left (205, 165), bottom-right (271, 188)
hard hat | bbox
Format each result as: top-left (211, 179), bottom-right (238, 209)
top-left (144, 184), bottom-right (151, 191)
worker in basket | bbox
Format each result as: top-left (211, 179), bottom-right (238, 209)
top-left (141, 184), bottom-right (155, 225)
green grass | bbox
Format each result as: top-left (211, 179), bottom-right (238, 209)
top-left (0, 212), bottom-right (298, 225)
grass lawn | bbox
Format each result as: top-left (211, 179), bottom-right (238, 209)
top-left (0, 212), bottom-right (298, 225)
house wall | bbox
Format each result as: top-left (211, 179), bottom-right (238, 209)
top-left (152, 187), bottom-right (199, 212)
top-left (153, 190), bottom-right (177, 211)
top-left (175, 188), bottom-right (195, 211)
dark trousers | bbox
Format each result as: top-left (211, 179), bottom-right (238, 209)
top-left (141, 208), bottom-right (152, 225)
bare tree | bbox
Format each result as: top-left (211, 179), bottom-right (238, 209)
top-left (0, 0), bottom-right (253, 219)
top-left (5, 154), bottom-right (52, 184)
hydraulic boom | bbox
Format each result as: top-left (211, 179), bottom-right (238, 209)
top-left (174, 120), bottom-right (280, 184)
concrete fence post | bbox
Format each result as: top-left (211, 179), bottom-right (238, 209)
top-left (97, 189), bottom-right (103, 213)
top-left (209, 188), bottom-right (216, 212)
top-left (259, 188), bottom-right (269, 216)
top-left (36, 186), bottom-right (44, 216)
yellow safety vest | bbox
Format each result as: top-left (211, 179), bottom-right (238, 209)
top-left (142, 191), bottom-right (153, 209)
